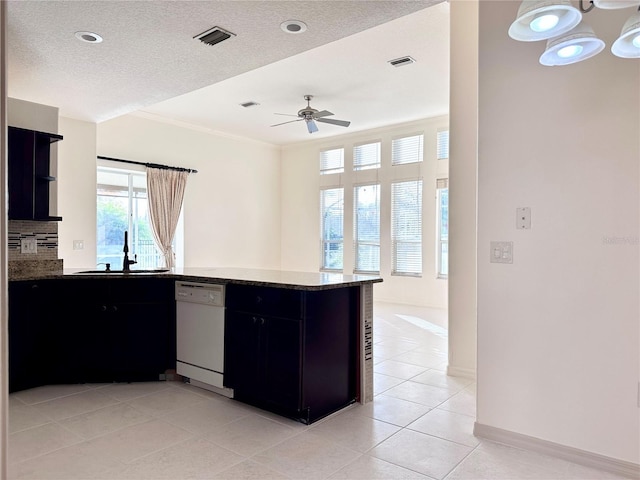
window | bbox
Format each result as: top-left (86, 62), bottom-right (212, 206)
top-left (97, 167), bottom-right (164, 269)
top-left (353, 184), bottom-right (380, 273)
top-left (391, 180), bottom-right (423, 276)
top-left (437, 178), bottom-right (449, 278)
top-left (392, 134), bottom-right (424, 165)
top-left (320, 148), bottom-right (344, 175)
top-left (353, 142), bottom-right (380, 171)
top-left (437, 129), bottom-right (449, 160)
top-left (320, 187), bottom-right (344, 270)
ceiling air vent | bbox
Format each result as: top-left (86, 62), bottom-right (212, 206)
top-left (194, 26), bottom-right (236, 46)
top-left (388, 56), bottom-right (416, 67)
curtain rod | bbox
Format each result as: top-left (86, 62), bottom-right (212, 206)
top-left (97, 155), bottom-right (198, 174)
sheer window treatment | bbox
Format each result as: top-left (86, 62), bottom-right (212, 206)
top-left (146, 167), bottom-right (189, 268)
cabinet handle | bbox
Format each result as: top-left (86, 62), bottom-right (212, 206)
top-left (101, 305), bottom-right (108, 312)
top-left (260, 317), bottom-right (265, 326)
top-left (111, 305), bottom-right (118, 312)
top-left (252, 316), bottom-right (257, 324)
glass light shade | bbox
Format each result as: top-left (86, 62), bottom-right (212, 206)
top-left (593, 0), bottom-right (639, 9)
top-left (509, 0), bottom-right (582, 41)
top-left (539, 21), bottom-right (605, 65)
top-left (612, 12), bottom-right (640, 58)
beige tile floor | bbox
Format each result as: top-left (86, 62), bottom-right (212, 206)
top-left (7, 302), bottom-right (629, 480)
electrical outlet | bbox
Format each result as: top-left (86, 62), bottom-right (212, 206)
top-left (73, 240), bottom-right (84, 250)
top-left (20, 238), bottom-right (37, 254)
top-left (490, 241), bottom-right (513, 264)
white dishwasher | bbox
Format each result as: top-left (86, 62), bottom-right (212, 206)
top-left (175, 281), bottom-right (233, 397)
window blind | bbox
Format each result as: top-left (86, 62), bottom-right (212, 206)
top-left (353, 184), bottom-right (380, 273)
top-left (320, 148), bottom-right (344, 175)
top-left (392, 134), bottom-right (424, 165)
top-left (320, 188), bottom-right (344, 270)
top-left (437, 130), bottom-right (449, 160)
top-left (437, 178), bottom-right (449, 277)
top-left (391, 180), bottom-right (423, 275)
top-left (353, 142), bottom-right (381, 171)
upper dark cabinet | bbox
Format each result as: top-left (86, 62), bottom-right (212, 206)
top-left (8, 126), bottom-right (63, 221)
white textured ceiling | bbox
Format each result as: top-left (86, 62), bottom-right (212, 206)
top-left (7, 0), bottom-right (449, 146)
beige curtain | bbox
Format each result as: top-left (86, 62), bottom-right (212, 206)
top-left (146, 167), bottom-right (189, 269)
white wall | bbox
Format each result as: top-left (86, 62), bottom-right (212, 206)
top-left (476, 1), bottom-right (639, 464)
top-left (97, 114), bottom-right (283, 270)
top-left (448, 0), bottom-right (478, 379)
top-left (281, 117), bottom-right (449, 308)
top-left (57, 117), bottom-right (97, 267)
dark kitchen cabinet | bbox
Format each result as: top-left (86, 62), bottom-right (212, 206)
top-left (8, 280), bottom-right (57, 392)
top-left (52, 277), bottom-right (175, 384)
top-left (9, 277), bottom-right (176, 392)
top-left (225, 311), bottom-right (302, 413)
top-left (8, 126), bottom-right (63, 221)
top-left (224, 284), bottom-right (358, 424)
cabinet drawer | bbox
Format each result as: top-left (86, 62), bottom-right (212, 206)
top-left (226, 284), bottom-right (303, 319)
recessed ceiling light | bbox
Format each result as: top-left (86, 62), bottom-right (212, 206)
top-left (280, 20), bottom-right (307, 34)
top-left (75, 31), bottom-right (103, 43)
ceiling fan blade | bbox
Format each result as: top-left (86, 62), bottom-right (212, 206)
top-left (313, 110), bottom-right (334, 118)
top-left (306, 119), bottom-right (318, 134)
top-left (316, 117), bottom-right (351, 127)
top-left (273, 113), bottom-right (299, 117)
top-left (270, 118), bottom-right (303, 127)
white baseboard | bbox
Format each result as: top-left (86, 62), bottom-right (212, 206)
top-left (446, 364), bottom-right (476, 380)
top-left (474, 422), bottom-right (640, 479)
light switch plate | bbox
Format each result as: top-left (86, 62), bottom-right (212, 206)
top-left (21, 238), bottom-right (37, 254)
top-left (517, 207), bottom-right (531, 229)
top-left (490, 241), bottom-right (513, 264)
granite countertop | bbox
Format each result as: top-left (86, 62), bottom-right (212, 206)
top-left (15, 267), bottom-right (383, 291)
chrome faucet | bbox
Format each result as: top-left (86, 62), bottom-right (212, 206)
top-left (122, 230), bottom-right (137, 272)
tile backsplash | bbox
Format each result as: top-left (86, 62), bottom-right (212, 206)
top-left (8, 220), bottom-right (59, 261)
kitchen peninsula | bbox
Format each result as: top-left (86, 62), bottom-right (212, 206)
top-left (9, 267), bottom-right (382, 424)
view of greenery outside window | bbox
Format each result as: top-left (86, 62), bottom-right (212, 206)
top-left (353, 141), bottom-right (381, 171)
top-left (392, 133), bottom-right (424, 165)
top-left (353, 184), bottom-right (380, 273)
top-left (437, 179), bottom-right (449, 278)
top-left (97, 167), bottom-right (163, 269)
top-left (320, 147), bottom-right (344, 175)
top-left (391, 180), bottom-right (423, 276)
top-left (320, 187), bottom-right (344, 271)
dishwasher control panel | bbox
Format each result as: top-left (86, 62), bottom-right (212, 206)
top-left (175, 281), bottom-right (225, 307)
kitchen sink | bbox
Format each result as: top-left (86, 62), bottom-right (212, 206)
top-left (74, 269), bottom-right (170, 274)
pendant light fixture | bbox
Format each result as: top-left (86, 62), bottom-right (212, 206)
top-left (509, 0), bottom-right (640, 65)
top-left (611, 8), bottom-right (640, 58)
top-left (539, 20), bottom-right (605, 65)
top-left (508, 0), bottom-right (582, 41)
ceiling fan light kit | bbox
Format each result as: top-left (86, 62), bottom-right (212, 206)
top-left (508, 0), bottom-right (640, 64)
top-left (271, 95), bottom-right (351, 134)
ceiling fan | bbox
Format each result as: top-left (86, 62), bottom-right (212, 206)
top-left (271, 95), bottom-right (351, 134)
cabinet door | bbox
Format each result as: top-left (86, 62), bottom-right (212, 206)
top-left (8, 128), bottom-right (35, 220)
top-left (116, 301), bottom-right (171, 382)
top-left (52, 280), bottom-right (114, 384)
top-left (261, 315), bottom-right (302, 412)
top-left (8, 281), bottom-right (54, 392)
top-left (224, 310), bottom-right (261, 391)
top-left (225, 310), bottom-right (302, 414)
